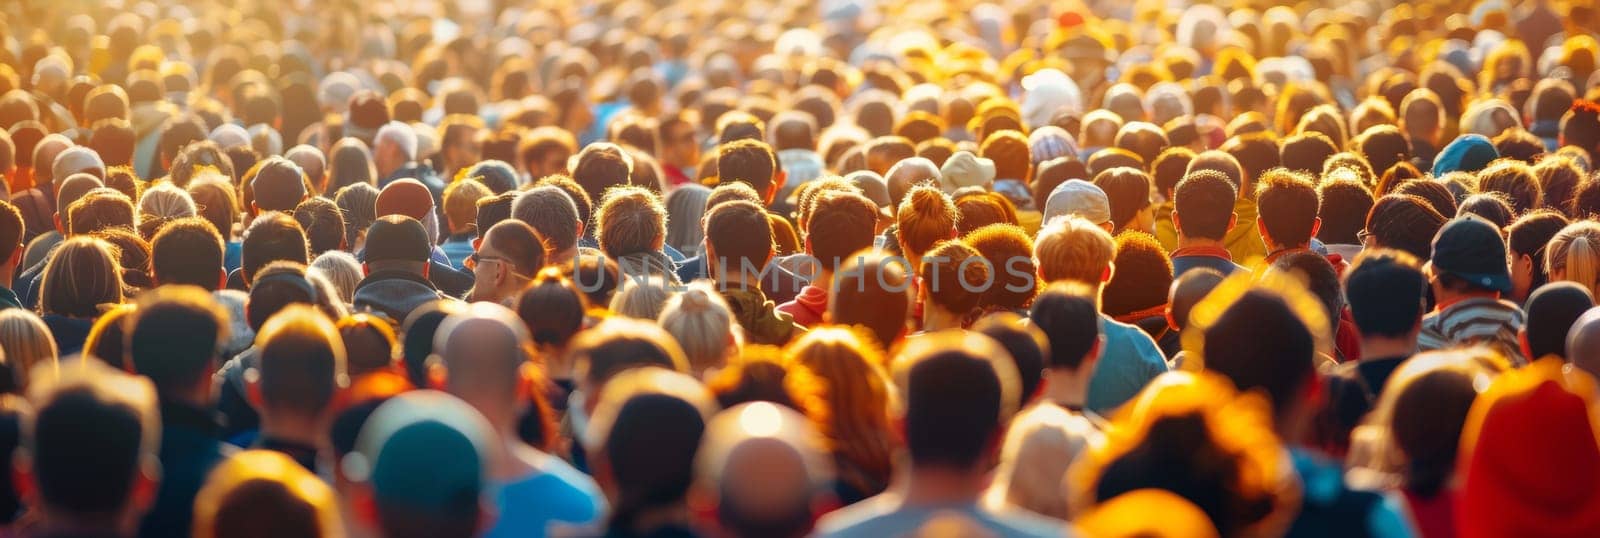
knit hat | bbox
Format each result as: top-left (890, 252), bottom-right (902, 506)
top-left (1431, 134), bottom-right (1499, 177)
top-left (363, 215), bottom-right (430, 263)
top-left (1430, 214), bottom-right (1511, 294)
top-left (376, 178), bottom-right (434, 221)
top-left (251, 157), bottom-right (308, 212)
top-left (1043, 179), bottom-right (1111, 225)
top-left (1456, 357), bottom-right (1600, 538)
top-left (344, 390), bottom-right (493, 515)
top-left (1028, 126), bottom-right (1079, 165)
top-left (938, 151), bottom-right (996, 193)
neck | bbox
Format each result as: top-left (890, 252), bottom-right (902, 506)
top-left (1176, 236), bottom-right (1227, 249)
top-left (541, 348), bottom-right (574, 380)
top-left (901, 465), bottom-right (986, 505)
top-left (628, 500), bottom-right (692, 533)
top-left (1434, 288), bottom-right (1498, 310)
top-left (37, 508), bottom-right (131, 537)
top-left (921, 305), bottom-right (965, 331)
top-left (1359, 335), bottom-right (1417, 359)
top-left (550, 246), bottom-right (578, 268)
top-left (259, 412), bottom-right (326, 447)
top-left (1042, 368), bottom-right (1090, 408)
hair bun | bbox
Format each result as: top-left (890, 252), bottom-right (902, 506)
top-left (680, 288), bottom-right (712, 312)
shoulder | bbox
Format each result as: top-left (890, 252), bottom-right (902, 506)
top-left (815, 494), bottom-right (904, 537)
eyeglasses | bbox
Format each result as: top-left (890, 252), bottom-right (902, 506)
top-left (1357, 229), bottom-right (1373, 244)
top-left (466, 252), bottom-right (509, 270)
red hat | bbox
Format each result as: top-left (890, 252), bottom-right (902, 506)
top-left (1456, 357), bottom-right (1600, 538)
top-left (375, 179), bottom-right (434, 221)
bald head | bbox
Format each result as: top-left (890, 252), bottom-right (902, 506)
top-left (884, 157), bottom-right (940, 208)
top-left (697, 403), bottom-right (832, 538)
top-left (32, 135), bottom-right (72, 185)
top-left (1168, 267), bottom-right (1226, 332)
top-left (1567, 307), bottom-right (1600, 378)
top-left (436, 302), bottom-right (532, 413)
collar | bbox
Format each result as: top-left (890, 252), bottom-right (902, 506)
top-left (356, 269), bottom-right (436, 290)
top-left (1432, 292), bottom-right (1503, 314)
top-left (1172, 244), bottom-right (1233, 260)
top-left (1113, 304), bottom-right (1169, 325)
top-left (1262, 246), bottom-right (1311, 265)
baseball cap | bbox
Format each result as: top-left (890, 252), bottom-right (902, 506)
top-left (1043, 179), bottom-right (1111, 226)
top-left (376, 178), bottom-right (434, 221)
top-left (938, 151), bottom-right (996, 193)
top-left (341, 390), bottom-right (493, 514)
top-left (363, 215), bottom-right (430, 264)
top-left (1430, 214), bottom-right (1511, 294)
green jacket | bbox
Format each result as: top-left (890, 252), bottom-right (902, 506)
top-left (721, 287), bottom-right (805, 346)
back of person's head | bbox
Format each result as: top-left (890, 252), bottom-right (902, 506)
top-left (1173, 169), bottom-right (1237, 241)
top-left (475, 191), bottom-right (517, 240)
top-left (1220, 132), bottom-right (1280, 191)
top-left (609, 278), bottom-right (673, 321)
top-left (1270, 251), bottom-right (1343, 335)
top-left (571, 143), bottom-right (635, 205)
top-left (1366, 194), bottom-right (1447, 261)
top-left (0, 310), bottom-right (57, 389)
top-left (434, 302), bottom-right (535, 404)
top-left (804, 191), bottom-right (878, 273)
top-left (1536, 156), bottom-right (1584, 212)
top-left (255, 305), bottom-right (345, 419)
top-left (251, 157), bottom-right (309, 213)
top-left (1524, 282), bottom-right (1596, 360)
top-left (918, 240), bottom-right (989, 320)
top-left (595, 185), bottom-right (666, 259)
top-left (1093, 167), bottom-right (1153, 233)
top-left (658, 281), bottom-right (737, 375)
top-left (1355, 124), bottom-right (1411, 177)
top-left (1317, 179), bottom-right (1374, 245)
top-left (515, 268), bottom-right (590, 352)
top-left (980, 130), bottom-right (1033, 182)
top-left (188, 177), bottom-right (239, 240)
top-left (583, 367), bottom-right (716, 533)
top-left (481, 219), bottom-right (546, 278)
top-left (1199, 281), bottom-right (1320, 419)
top-left (829, 252), bottom-right (911, 349)
top-left (1492, 128), bottom-right (1545, 163)
top-left (1255, 168), bottom-right (1319, 247)
top-left (88, 119), bottom-right (135, 168)
top-left (292, 197), bottom-right (345, 256)
top-left (987, 403), bottom-right (1099, 520)
top-left (127, 284), bottom-right (229, 400)
top-left (704, 199), bottom-right (774, 278)
top-left (1399, 88), bottom-right (1445, 142)
top-left (136, 183), bottom-right (197, 237)
top-left (568, 316), bottom-right (689, 395)
top-left (346, 391), bottom-right (495, 538)
top-left (1168, 268), bottom-right (1226, 333)
top-left (892, 331), bottom-right (1019, 469)
top-left (191, 450), bottom-right (342, 538)
top-left (965, 224), bottom-right (1037, 311)
top-left (0, 201), bottom-right (21, 266)
top-left (694, 401), bottom-right (833, 538)
top-left (333, 183), bottom-right (379, 248)
top-left (1104, 231), bottom-right (1173, 318)
top-left (325, 138), bottom-right (376, 194)
top-left (1029, 281), bottom-right (1102, 370)
top-left (41, 236), bottom-right (122, 318)
top-left (337, 313), bottom-right (397, 377)
top-left (1546, 220), bottom-right (1600, 298)
top-left (246, 262), bottom-right (318, 332)
top-left (241, 211), bottom-right (309, 284)
top-left (1279, 131), bottom-right (1339, 176)
top-left (1151, 147), bottom-right (1197, 198)
top-left (150, 216), bottom-right (225, 289)
top-left (23, 361), bottom-right (158, 521)
top-left (1035, 214), bottom-right (1115, 285)
top-left (512, 186), bottom-right (580, 255)
top-left (1477, 160), bottom-right (1542, 216)
top-left (440, 178), bottom-right (490, 236)
top-left (717, 138), bottom-right (779, 202)
top-left (895, 185), bottom-right (957, 260)
top-left (1343, 250), bottom-right (1426, 341)
top-left (170, 141), bottom-right (235, 189)
top-left (66, 188), bottom-right (135, 236)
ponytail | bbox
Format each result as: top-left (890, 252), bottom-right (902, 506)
top-left (1570, 234), bottom-right (1599, 297)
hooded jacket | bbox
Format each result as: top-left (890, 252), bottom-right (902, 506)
top-left (353, 269), bottom-right (446, 323)
top-left (721, 286), bottom-right (805, 346)
top-left (777, 283), bottom-right (829, 328)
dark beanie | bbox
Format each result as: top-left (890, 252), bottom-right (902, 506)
top-left (252, 157), bottom-right (308, 212)
top-left (364, 215), bottom-right (430, 263)
top-left (1103, 231), bottom-right (1174, 316)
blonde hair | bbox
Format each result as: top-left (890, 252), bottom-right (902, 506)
top-left (895, 185), bottom-right (958, 264)
top-left (138, 182), bottom-right (198, 222)
top-left (442, 177), bottom-right (492, 233)
top-left (1033, 215), bottom-right (1114, 285)
top-left (308, 250), bottom-right (362, 305)
top-left (1546, 221), bottom-right (1600, 297)
top-left (192, 450), bottom-right (342, 538)
top-left (658, 281), bottom-right (738, 375)
top-left (40, 236), bottom-right (124, 319)
top-left (984, 404), bottom-right (1102, 519)
top-left (609, 276), bottom-right (674, 321)
top-left (0, 309), bottom-right (57, 389)
top-left (784, 326), bottom-right (896, 499)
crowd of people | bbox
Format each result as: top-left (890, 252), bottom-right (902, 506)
top-left (0, 0), bottom-right (1598, 536)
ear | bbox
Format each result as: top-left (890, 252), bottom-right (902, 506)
top-left (767, 173), bottom-right (784, 205)
top-left (427, 359), bottom-right (448, 390)
top-left (1256, 218), bottom-right (1270, 244)
top-left (1309, 217), bottom-right (1322, 240)
top-left (130, 456), bottom-right (160, 514)
top-left (575, 220), bottom-right (585, 239)
top-left (472, 237), bottom-right (482, 251)
top-left (217, 268), bottom-right (227, 290)
top-left (7, 244), bottom-right (20, 268)
top-left (350, 483), bottom-right (381, 528)
top-left (53, 214), bottom-right (62, 235)
top-left (246, 368), bottom-right (265, 411)
top-left (1519, 329), bottom-right (1533, 362)
top-left (421, 263), bottom-right (430, 279)
top-left (1101, 261), bottom-right (1114, 283)
top-left (1227, 212), bottom-right (1238, 231)
top-left (362, 263), bottom-right (372, 276)
top-left (1166, 308), bottom-right (1179, 332)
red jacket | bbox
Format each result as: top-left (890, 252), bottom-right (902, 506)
top-left (777, 284), bottom-right (828, 328)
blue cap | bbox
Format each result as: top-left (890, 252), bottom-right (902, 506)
top-left (1432, 134), bottom-right (1499, 177)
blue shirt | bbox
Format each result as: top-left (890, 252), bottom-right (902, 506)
top-left (441, 234), bottom-right (475, 270)
top-left (1086, 315), bottom-right (1170, 414)
top-left (223, 240), bottom-right (243, 274)
top-left (483, 450), bottom-right (608, 538)
top-left (1171, 254), bottom-right (1245, 277)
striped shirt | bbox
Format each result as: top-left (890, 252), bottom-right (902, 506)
top-left (1417, 296), bottom-right (1527, 365)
